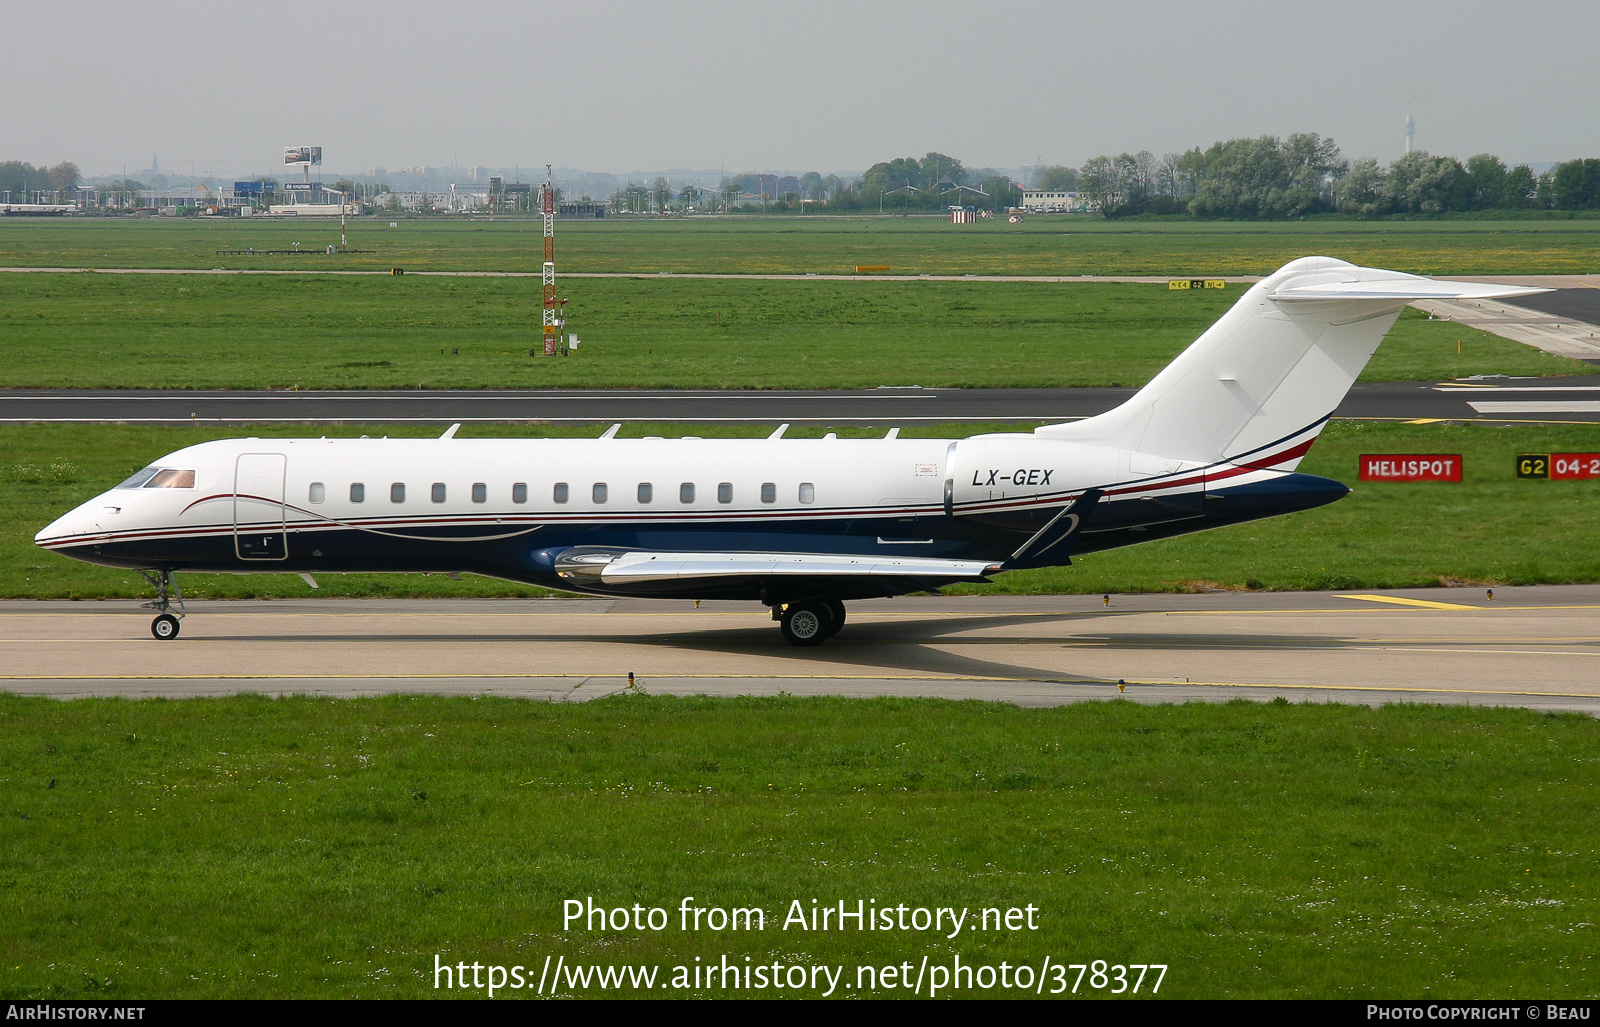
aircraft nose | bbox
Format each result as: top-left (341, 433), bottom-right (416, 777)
top-left (35, 498), bottom-right (110, 547)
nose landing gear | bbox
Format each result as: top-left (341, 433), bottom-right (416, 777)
top-left (138, 569), bottom-right (185, 640)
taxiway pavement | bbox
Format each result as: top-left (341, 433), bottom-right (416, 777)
top-left (4, 586), bottom-right (1597, 714)
top-left (9, 376), bottom-right (1600, 425)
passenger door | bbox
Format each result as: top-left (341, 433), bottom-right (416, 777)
top-left (234, 453), bottom-right (287, 560)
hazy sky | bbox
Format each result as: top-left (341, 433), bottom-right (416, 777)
top-left (6, 0), bottom-right (1596, 178)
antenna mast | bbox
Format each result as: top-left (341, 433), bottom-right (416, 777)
top-left (542, 164), bottom-right (557, 356)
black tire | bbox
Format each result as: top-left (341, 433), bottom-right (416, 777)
top-left (780, 601), bottom-right (832, 647)
top-left (822, 598), bottom-right (846, 637)
top-left (151, 614), bottom-right (180, 640)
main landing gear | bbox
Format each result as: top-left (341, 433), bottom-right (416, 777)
top-left (775, 598), bottom-right (847, 647)
top-left (138, 569), bottom-right (185, 640)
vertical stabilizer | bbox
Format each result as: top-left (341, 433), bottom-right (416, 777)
top-left (1037, 257), bottom-right (1546, 467)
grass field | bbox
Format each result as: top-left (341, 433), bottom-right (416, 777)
top-left (0, 272), bottom-right (1580, 389)
top-left (4, 215), bottom-right (1600, 275)
top-left (0, 693), bottom-right (1593, 999)
top-left (7, 420), bottom-right (1599, 601)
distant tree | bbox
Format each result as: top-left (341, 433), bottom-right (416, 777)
top-left (1536, 170), bottom-right (1555, 209)
top-left (919, 151), bottom-right (965, 187)
top-left (651, 176), bottom-right (672, 210)
top-left (720, 180), bottom-right (740, 209)
top-left (975, 175), bottom-right (1015, 209)
top-left (1501, 164), bottom-right (1537, 208)
top-left (1078, 155), bottom-right (1119, 210)
top-left (678, 184), bottom-right (701, 207)
top-left (1383, 151), bottom-right (1467, 214)
top-left (1551, 158), bottom-right (1600, 210)
top-left (1334, 158), bottom-right (1389, 216)
top-left (47, 161), bottom-right (81, 193)
top-left (798, 171), bottom-right (824, 199)
top-left (1464, 154), bottom-right (1507, 210)
top-left (384, 193), bottom-right (402, 212)
top-left (1034, 165), bottom-right (1078, 190)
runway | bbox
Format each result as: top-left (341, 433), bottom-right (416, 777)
top-left (5, 586), bottom-right (1598, 714)
top-left (8, 375), bottom-right (1600, 424)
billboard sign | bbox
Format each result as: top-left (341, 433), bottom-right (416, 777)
top-left (284, 146), bottom-right (323, 166)
top-left (1359, 454), bottom-right (1462, 482)
top-left (282, 182), bottom-right (322, 193)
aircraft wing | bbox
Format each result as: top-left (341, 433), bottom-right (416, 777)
top-left (554, 547), bottom-right (1001, 585)
top-left (1268, 280), bottom-right (1550, 301)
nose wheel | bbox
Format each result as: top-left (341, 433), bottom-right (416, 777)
top-left (138, 569), bottom-right (185, 641)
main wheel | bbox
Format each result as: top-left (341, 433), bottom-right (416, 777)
top-left (779, 601), bottom-right (832, 647)
top-left (151, 614), bottom-right (180, 640)
top-left (821, 598), bottom-right (846, 637)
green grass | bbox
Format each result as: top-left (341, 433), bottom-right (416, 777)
top-left (6, 420), bottom-right (1600, 600)
top-left (0, 693), bottom-right (1594, 998)
top-left (5, 215), bottom-right (1600, 275)
top-left (0, 272), bottom-right (1580, 389)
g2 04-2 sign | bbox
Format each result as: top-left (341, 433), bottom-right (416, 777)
top-left (1516, 453), bottom-right (1600, 479)
top-left (1358, 455), bottom-right (1462, 482)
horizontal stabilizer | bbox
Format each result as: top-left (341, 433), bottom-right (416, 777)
top-left (555, 547), bottom-right (1000, 584)
top-left (1269, 280), bottom-right (1550, 302)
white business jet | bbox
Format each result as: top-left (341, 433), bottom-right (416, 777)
top-left (35, 257), bottom-right (1543, 645)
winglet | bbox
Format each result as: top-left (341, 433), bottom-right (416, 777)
top-left (600, 423), bottom-right (622, 439)
top-left (439, 423), bottom-right (461, 439)
top-left (768, 423), bottom-right (789, 440)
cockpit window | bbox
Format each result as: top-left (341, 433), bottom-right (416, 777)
top-left (115, 467), bottom-right (160, 489)
top-left (142, 468), bottom-right (196, 489)
top-left (116, 467), bottom-right (196, 489)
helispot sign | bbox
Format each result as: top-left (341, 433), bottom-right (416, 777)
top-left (1359, 454), bottom-right (1462, 482)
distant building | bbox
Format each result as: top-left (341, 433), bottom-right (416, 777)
top-left (1021, 190), bottom-right (1092, 213)
top-left (557, 201), bottom-right (606, 218)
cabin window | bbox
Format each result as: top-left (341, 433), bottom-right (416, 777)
top-left (592, 483), bottom-right (608, 504)
top-left (390, 483), bottom-right (405, 503)
top-left (718, 482), bottom-right (732, 503)
top-left (553, 483), bottom-right (568, 503)
top-left (760, 482), bottom-right (776, 504)
top-left (512, 483), bottom-right (527, 504)
top-left (350, 483), bottom-right (365, 503)
top-left (637, 482), bottom-right (653, 503)
top-left (471, 483), bottom-right (487, 504)
top-left (431, 483), bottom-right (447, 503)
top-left (799, 483), bottom-right (815, 504)
top-left (308, 482), bottom-right (326, 504)
top-left (680, 483), bottom-right (695, 503)
top-left (142, 468), bottom-right (195, 489)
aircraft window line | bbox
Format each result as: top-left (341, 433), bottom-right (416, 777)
top-left (717, 483), bottom-right (732, 503)
top-left (309, 482), bottom-right (326, 504)
top-left (431, 483), bottom-right (447, 503)
top-left (760, 482), bottom-right (776, 504)
top-left (592, 483), bottom-right (608, 504)
top-left (142, 468), bottom-right (195, 489)
top-left (680, 483), bottom-right (695, 503)
top-left (799, 483), bottom-right (815, 504)
top-left (471, 483), bottom-right (487, 504)
top-left (115, 467), bottom-right (161, 489)
top-left (350, 483), bottom-right (365, 503)
top-left (637, 482), bottom-right (653, 504)
top-left (512, 483), bottom-right (528, 504)
top-left (391, 483), bottom-right (405, 504)
top-left (553, 483), bottom-right (568, 504)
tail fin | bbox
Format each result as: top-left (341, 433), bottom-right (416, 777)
top-left (1038, 256), bottom-right (1546, 466)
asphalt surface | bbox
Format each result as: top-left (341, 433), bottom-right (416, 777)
top-left (8, 376), bottom-right (1600, 424)
top-left (5, 586), bottom-right (1598, 714)
top-left (1499, 287), bottom-right (1600, 325)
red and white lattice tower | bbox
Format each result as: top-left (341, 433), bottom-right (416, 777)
top-left (541, 166), bottom-right (558, 355)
